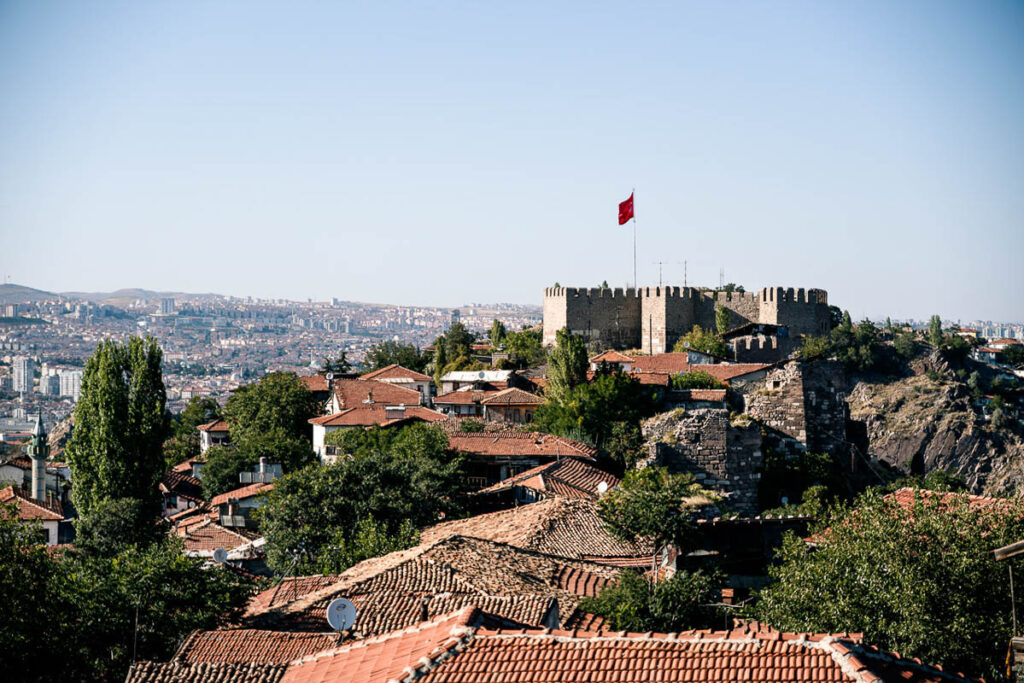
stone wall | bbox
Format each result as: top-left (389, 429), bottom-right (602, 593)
top-left (739, 360), bottom-right (848, 456)
top-left (641, 408), bottom-right (763, 515)
top-left (731, 335), bottom-right (794, 363)
top-left (543, 285), bottom-right (829, 351)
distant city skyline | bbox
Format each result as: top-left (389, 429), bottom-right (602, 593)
top-left (1, 2), bottom-right (1021, 322)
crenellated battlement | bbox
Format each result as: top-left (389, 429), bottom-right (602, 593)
top-left (544, 283), bottom-right (831, 348)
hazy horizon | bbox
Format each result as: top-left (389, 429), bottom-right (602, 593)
top-left (2, 2), bottom-right (1021, 322)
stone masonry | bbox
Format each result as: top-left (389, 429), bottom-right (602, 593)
top-left (543, 285), bottom-right (829, 351)
top-left (640, 408), bottom-right (763, 515)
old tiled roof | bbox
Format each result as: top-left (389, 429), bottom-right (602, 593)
top-left (280, 607), bottom-right (478, 683)
top-left (175, 517), bottom-right (259, 554)
top-left (174, 630), bottom-right (341, 664)
top-left (419, 498), bottom-right (650, 560)
top-left (432, 389), bottom-right (500, 406)
top-left (267, 608), bottom-right (978, 683)
top-left (211, 482), bottom-right (274, 508)
top-left (308, 405), bottom-right (446, 428)
top-left (0, 485), bottom-right (63, 520)
top-left (246, 536), bottom-right (617, 635)
top-left (197, 419), bottom-right (230, 433)
top-left (447, 431), bottom-right (598, 460)
top-left (125, 661), bottom-right (286, 683)
top-left (172, 457), bottom-right (205, 474)
top-left (161, 470), bottom-right (205, 501)
top-left (359, 364), bottom-right (431, 382)
top-left (886, 487), bottom-right (1013, 512)
top-left (589, 349), bottom-right (636, 364)
top-left (474, 458), bottom-right (619, 500)
top-left (478, 387), bottom-right (543, 406)
top-left (332, 378), bottom-right (421, 410)
top-left (248, 576), bottom-right (345, 615)
top-left (299, 374), bottom-right (330, 392)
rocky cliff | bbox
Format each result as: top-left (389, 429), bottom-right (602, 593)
top-left (846, 354), bottom-right (1024, 496)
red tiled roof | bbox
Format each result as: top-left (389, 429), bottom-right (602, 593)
top-left (331, 379), bottom-right (421, 410)
top-left (625, 354), bottom-right (769, 383)
top-left (175, 517), bottom-right (258, 553)
top-left (0, 485), bottom-right (63, 520)
top-left (589, 350), bottom-right (636, 364)
top-left (299, 374), bottom-right (330, 392)
top-left (125, 661), bottom-right (285, 683)
top-left (211, 482), bottom-right (274, 508)
top-left (991, 338), bottom-right (1022, 345)
top-left (359, 364), bottom-right (431, 382)
top-left (247, 576), bottom-right (345, 615)
top-left (161, 470), bottom-right (204, 500)
top-left (280, 607), bottom-right (478, 683)
top-left (173, 457), bottom-right (205, 474)
top-left (447, 431), bottom-right (598, 460)
top-left (309, 405), bottom-right (446, 428)
top-left (886, 487), bottom-right (1013, 513)
top-left (198, 419), bottom-right (230, 433)
top-left (474, 458), bottom-right (619, 500)
top-left (479, 387), bottom-right (543, 406)
top-left (174, 630), bottom-right (340, 664)
top-left (433, 389), bottom-right (500, 406)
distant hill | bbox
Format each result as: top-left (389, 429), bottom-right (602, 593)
top-left (58, 288), bottom-right (223, 304)
top-left (0, 284), bottom-right (59, 304)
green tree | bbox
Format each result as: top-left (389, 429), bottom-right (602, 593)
top-left (928, 314), bottom-right (943, 347)
top-left (714, 305), bottom-right (730, 335)
top-left (893, 330), bottom-right (917, 359)
top-left (432, 338), bottom-right (448, 387)
top-left (224, 372), bottom-right (319, 445)
top-left (201, 436), bottom-right (314, 500)
top-left (546, 328), bottom-right (589, 403)
top-left (443, 321), bottom-right (475, 361)
top-left (164, 396), bottom-right (221, 466)
top-left (598, 467), bottom-right (711, 553)
top-left (67, 336), bottom-right (168, 521)
top-left (489, 319), bottom-right (507, 348)
top-left (1003, 345), bottom-right (1024, 367)
top-left (579, 568), bottom-right (721, 632)
top-left (754, 489), bottom-right (1024, 680)
top-left (73, 497), bottom-right (166, 557)
top-left (363, 341), bottom-right (426, 373)
top-left (503, 328), bottom-right (547, 368)
top-left (669, 370), bottom-right (725, 391)
top-left (321, 352), bottom-right (351, 374)
top-left (795, 335), bottom-right (830, 359)
top-left (672, 325), bottom-right (728, 358)
top-left (600, 280), bottom-right (610, 289)
top-left (259, 424), bottom-right (465, 574)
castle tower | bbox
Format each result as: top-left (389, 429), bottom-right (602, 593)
top-left (27, 414), bottom-right (49, 503)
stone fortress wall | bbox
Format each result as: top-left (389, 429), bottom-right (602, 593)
top-left (543, 285), bottom-right (830, 351)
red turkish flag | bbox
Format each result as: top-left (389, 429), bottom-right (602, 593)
top-left (618, 193), bottom-right (634, 225)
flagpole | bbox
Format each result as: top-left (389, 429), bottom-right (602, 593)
top-left (632, 187), bottom-right (637, 289)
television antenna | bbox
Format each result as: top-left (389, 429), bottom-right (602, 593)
top-left (326, 597), bottom-right (358, 632)
top-left (212, 548), bottom-right (228, 564)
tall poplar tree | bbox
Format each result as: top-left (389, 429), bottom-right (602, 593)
top-left (67, 336), bottom-right (168, 520)
top-left (546, 327), bottom-right (588, 403)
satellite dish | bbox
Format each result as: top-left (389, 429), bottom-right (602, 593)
top-left (597, 481), bottom-right (609, 495)
top-left (212, 548), bottom-right (228, 563)
top-left (478, 371), bottom-right (486, 379)
top-left (780, 496), bottom-right (789, 506)
top-left (326, 597), bottom-right (358, 632)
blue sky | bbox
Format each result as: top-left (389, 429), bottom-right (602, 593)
top-left (1, 1), bottom-right (1021, 321)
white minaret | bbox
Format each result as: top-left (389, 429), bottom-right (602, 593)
top-left (28, 414), bottom-right (49, 503)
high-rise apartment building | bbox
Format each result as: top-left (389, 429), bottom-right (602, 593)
top-left (59, 370), bottom-right (83, 402)
top-left (13, 356), bottom-right (34, 394)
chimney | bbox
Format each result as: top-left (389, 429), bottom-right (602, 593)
top-left (364, 390), bottom-right (374, 405)
top-left (259, 457), bottom-right (267, 476)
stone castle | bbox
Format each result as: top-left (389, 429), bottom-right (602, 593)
top-left (543, 285), bottom-right (830, 353)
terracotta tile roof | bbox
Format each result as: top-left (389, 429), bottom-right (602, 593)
top-left (478, 387), bottom-right (543, 406)
top-left (248, 576), bottom-right (345, 615)
top-left (125, 661), bottom-right (286, 683)
top-left (419, 498), bottom-right (651, 560)
top-left (432, 389), bottom-right (500, 406)
top-left (280, 607), bottom-right (479, 683)
top-left (0, 485), bottom-right (63, 520)
top-left (625, 354), bottom-right (769, 383)
top-left (627, 353), bottom-right (692, 373)
top-left (161, 470), bottom-right (204, 501)
top-left (332, 378), bottom-right (422, 410)
top-left (589, 350), bottom-right (636, 364)
top-left (447, 431), bottom-right (598, 460)
top-left (299, 374), bottom-right (330, 392)
top-left (309, 405), bottom-right (446, 428)
top-left (175, 517), bottom-right (259, 554)
top-left (474, 458), bottom-right (619, 500)
top-left (197, 419), bottom-right (230, 433)
top-left (211, 482), bottom-right (274, 508)
top-left (886, 487), bottom-right (1014, 513)
top-left (359, 364), bottom-right (431, 382)
top-left (991, 338), bottom-right (1023, 345)
top-left (2, 456), bottom-right (31, 470)
top-left (246, 536), bottom-right (619, 636)
top-left (172, 457), bottom-right (205, 474)
top-left (174, 630), bottom-right (341, 664)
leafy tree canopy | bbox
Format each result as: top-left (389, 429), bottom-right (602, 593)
top-left (546, 328), bottom-right (589, 403)
top-left (672, 325), bottom-right (728, 358)
top-left (754, 489), bottom-right (1024, 680)
top-left (164, 396), bottom-right (221, 466)
top-left (1004, 344), bottom-right (1024, 368)
top-left (224, 372), bottom-right (319, 445)
top-left (363, 340), bottom-right (427, 373)
top-left (927, 314), bottom-right (943, 347)
top-left (67, 336), bottom-right (168, 522)
top-left (669, 370), bottom-right (725, 391)
top-left (321, 353), bottom-right (351, 374)
top-left (488, 319), bottom-right (507, 348)
top-left (73, 496), bottom-right (166, 558)
top-left (714, 305), bottom-right (730, 335)
top-left (201, 435), bottom-right (315, 500)
top-left (579, 568), bottom-right (721, 633)
top-left (258, 424), bottom-right (465, 574)
top-left (795, 335), bottom-right (830, 359)
top-left (502, 328), bottom-right (547, 368)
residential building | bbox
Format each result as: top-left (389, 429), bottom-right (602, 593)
top-left (59, 369), bottom-right (83, 401)
top-left (12, 356), bottom-right (33, 394)
top-left (198, 419), bottom-right (231, 453)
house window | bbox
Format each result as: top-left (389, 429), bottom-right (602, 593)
top-left (166, 495), bottom-right (178, 508)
